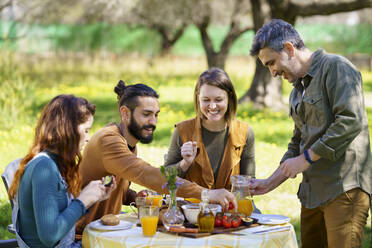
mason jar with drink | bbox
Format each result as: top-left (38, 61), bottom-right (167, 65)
top-left (230, 175), bottom-right (254, 217)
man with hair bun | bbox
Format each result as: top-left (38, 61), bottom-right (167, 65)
top-left (75, 80), bottom-right (236, 236)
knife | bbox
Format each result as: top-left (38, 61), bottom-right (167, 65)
top-left (251, 226), bottom-right (290, 234)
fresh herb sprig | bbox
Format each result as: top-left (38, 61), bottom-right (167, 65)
top-left (160, 165), bottom-right (183, 191)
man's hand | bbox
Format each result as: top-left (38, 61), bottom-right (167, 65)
top-left (249, 178), bottom-right (272, 195)
top-left (280, 154), bottom-right (310, 178)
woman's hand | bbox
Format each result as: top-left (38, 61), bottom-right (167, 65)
top-left (101, 176), bottom-right (117, 201)
top-left (180, 141), bottom-right (197, 171)
top-left (77, 176), bottom-right (117, 209)
top-left (207, 189), bottom-right (237, 212)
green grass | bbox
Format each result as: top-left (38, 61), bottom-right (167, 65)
top-left (0, 54), bottom-right (371, 246)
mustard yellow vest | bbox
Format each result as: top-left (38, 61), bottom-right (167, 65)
top-left (176, 118), bottom-right (249, 190)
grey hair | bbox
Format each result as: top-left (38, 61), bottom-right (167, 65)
top-left (250, 19), bottom-right (305, 56)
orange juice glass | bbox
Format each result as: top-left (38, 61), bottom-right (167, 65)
top-left (139, 206), bottom-right (159, 236)
top-left (149, 195), bottom-right (164, 207)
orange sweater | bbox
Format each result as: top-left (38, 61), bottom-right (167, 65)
top-left (75, 123), bottom-right (203, 234)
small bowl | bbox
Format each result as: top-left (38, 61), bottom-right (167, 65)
top-left (181, 203), bottom-right (221, 224)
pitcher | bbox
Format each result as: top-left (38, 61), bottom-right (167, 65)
top-left (230, 175), bottom-right (254, 217)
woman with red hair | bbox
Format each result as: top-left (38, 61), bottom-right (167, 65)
top-left (8, 94), bottom-right (116, 248)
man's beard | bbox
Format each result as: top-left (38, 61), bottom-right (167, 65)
top-left (128, 115), bottom-right (156, 144)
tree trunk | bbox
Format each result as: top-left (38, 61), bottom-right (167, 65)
top-left (160, 38), bottom-right (173, 56)
top-left (206, 52), bottom-right (228, 69)
top-left (239, 0), bottom-right (284, 109)
top-left (239, 59), bottom-right (284, 110)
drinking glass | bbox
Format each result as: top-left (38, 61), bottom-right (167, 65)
top-left (139, 206), bottom-right (159, 236)
top-left (147, 192), bottom-right (164, 207)
top-left (130, 196), bottom-right (153, 218)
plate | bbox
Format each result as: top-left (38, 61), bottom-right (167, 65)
top-left (89, 219), bottom-right (133, 231)
top-left (250, 213), bottom-right (290, 225)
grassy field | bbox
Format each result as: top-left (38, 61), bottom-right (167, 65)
top-left (0, 53), bottom-right (371, 246)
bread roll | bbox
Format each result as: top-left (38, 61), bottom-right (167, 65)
top-left (100, 214), bottom-right (120, 226)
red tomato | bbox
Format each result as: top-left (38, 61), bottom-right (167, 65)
top-left (215, 212), bottom-right (224, 218)
top-left (222, 217), bottom-right (232, 228)
top-left (215, 218), bottom-right (222, 227)
top-left (228, 202), bottom-right (234, 210)
top-left (231, 217), bottom-right (242, 228)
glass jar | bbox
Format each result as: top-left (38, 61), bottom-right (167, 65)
top-left (197, 190), bottom-right (215, 232)
top-left (230, 175), bottom-right (254, 217)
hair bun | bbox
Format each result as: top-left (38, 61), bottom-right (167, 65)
top-left (114, 80), bottom-right (126, 101)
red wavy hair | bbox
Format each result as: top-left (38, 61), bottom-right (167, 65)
top-left (8, 94), bottom-right (95, 198)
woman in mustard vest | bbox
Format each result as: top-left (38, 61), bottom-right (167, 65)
top-left (164, 67), bottom-right (255, 190)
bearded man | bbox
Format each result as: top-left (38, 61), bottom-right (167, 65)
top-left (75, 80), bottom-right (236, 236)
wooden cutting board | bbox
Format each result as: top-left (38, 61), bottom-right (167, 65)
top-left (157, 224), bottom-right (260, 238)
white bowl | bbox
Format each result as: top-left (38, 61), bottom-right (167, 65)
top-left (181, 203), bottom-right (221, 224)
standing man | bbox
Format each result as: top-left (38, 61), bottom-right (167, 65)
top-left (249, 19), bottom-right (371, 248)
top-left (75, 80), bottom-right (236, 235)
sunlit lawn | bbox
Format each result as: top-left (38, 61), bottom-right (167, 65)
top-left (0, 54), bottom-right (370, 246)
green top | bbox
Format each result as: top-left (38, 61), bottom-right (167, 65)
top-left (17, 152), bottom-right (86, 247)
top-left (164, 125), bottom-right (255, 181)
top-left (283, 49), bottom-right (372, 208)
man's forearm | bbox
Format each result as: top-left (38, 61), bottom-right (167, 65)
top-left (267, 166), bottom-right (288, 191)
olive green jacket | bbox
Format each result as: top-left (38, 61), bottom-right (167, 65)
top-left (281, 49), bottom-right (372, 208)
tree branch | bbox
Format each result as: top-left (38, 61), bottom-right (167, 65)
top-left (0, 1), bottom-right (12, 12)
top-left (197, 15), bottom-right (216, 56)
top-left (293, 0), bottom-right (372, 17)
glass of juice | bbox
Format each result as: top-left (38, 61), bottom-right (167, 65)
top-left (148, 193), bottom-right (164, 207)
top-left (139, 206), bottom-right (159, 236)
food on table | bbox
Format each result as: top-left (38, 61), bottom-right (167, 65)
top-left (103, 175), bottom-right (113, 187)
top-left (177, 199), bottom-right (192, 208)
top-left (242, 217), bottom-right (253, 222)
top-left (100, 214), bottom-right (119, 226)
top-left (184, 198), bottom-right (201, 203)
top-left (169, 226), bottom-right (198, 233)
top-left (241, 217), bottom-right (255, 226)
top-left (214, 212), bottom-right (223, 227)
top-left (222, 215), bottom-right (232, 228)
top-left (228, 202), bottom-right (234, 210)
top-left (231, 214), bottom-right (242, 228)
